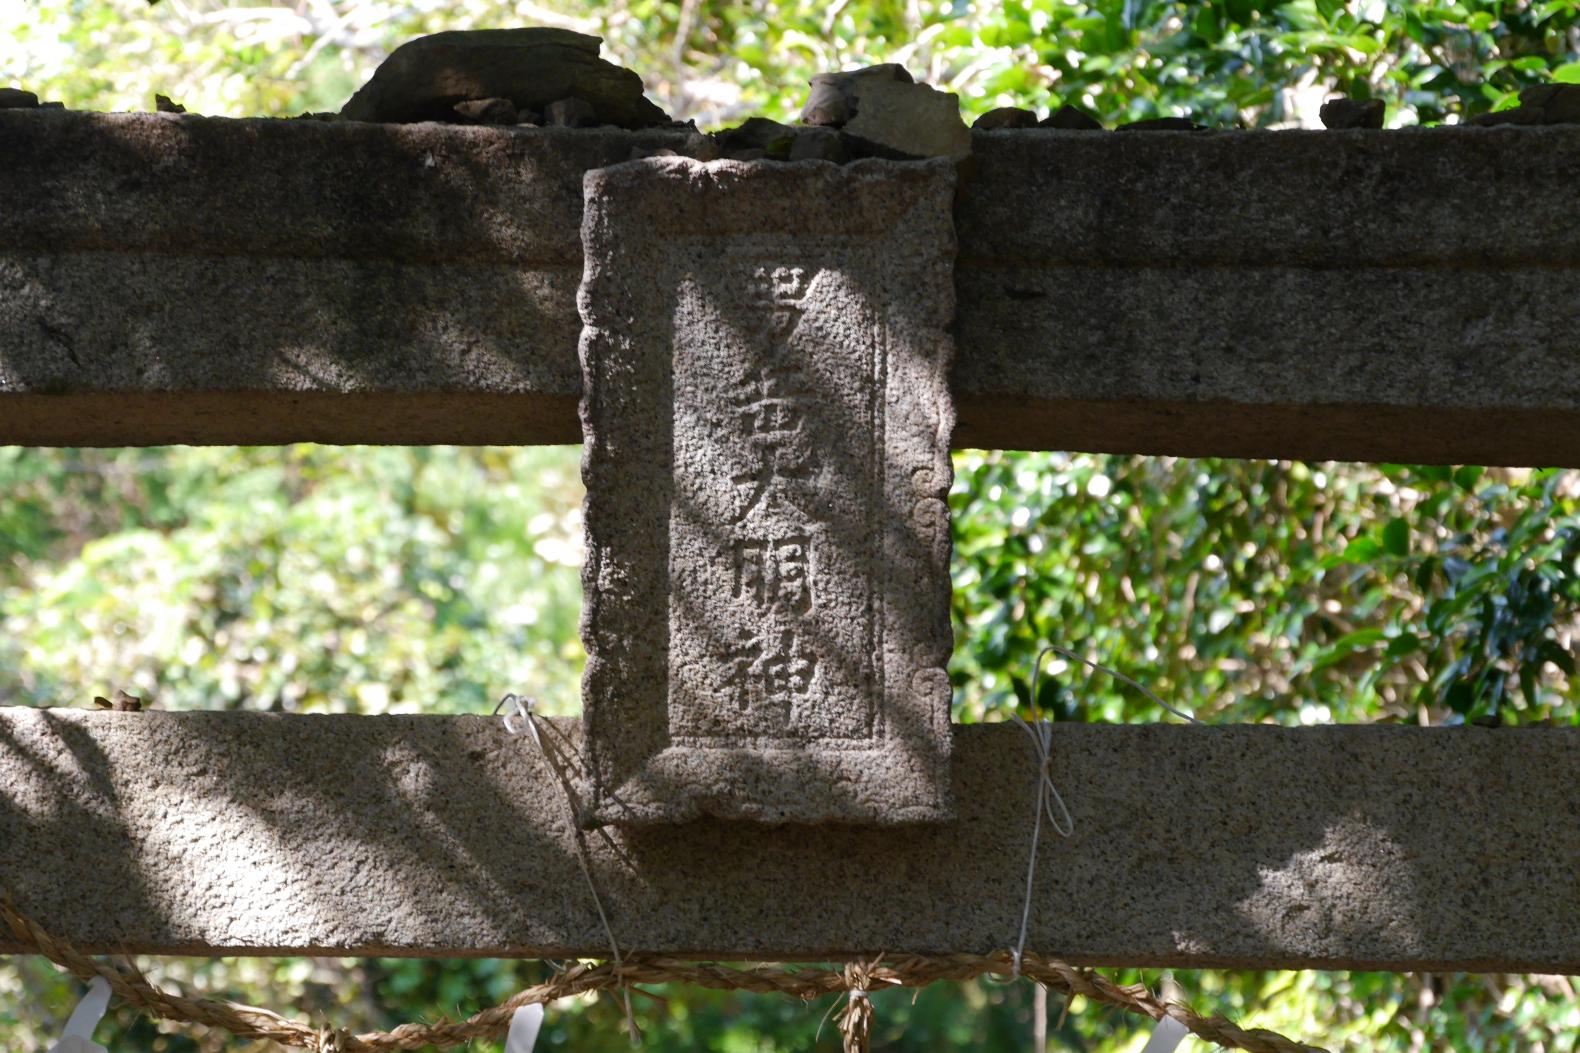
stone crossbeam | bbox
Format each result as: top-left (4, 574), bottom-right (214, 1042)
top-left (1, 708), bottom-right (1576, 971)
top-left (3, 113), bottom-right (1580, 464)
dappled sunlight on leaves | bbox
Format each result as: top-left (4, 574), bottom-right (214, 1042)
top-left (0, 446), bottom-right (586, 716)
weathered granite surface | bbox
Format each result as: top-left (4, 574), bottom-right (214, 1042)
top-left (579, 157), bottom-right (956, 824)
top-left (800, 64), bottom-right (971, 161)
top-left (2, 708), bottom-right (1577, 970)
top-left (4, 112), bottom-right (1580, 463)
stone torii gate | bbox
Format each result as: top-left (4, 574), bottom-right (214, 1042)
top-left (1, 101), bottom-right (1578, 1000)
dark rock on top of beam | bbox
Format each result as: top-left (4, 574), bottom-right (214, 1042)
top-left (1517, 82), bottom-right (1580, 124)
top-left (973, 106), bottom-right (1037, 130)
top-left (1319, 97), bottom-right (1385, 130)
top-left (714, 116), bottom-right (796, 158)
top-left (1116, 116), bottom-right (1206, 132)
top-left (0, 87), bottom-right (40, 109)
top-left (340, 28), bottom-right (668, 129)
top-left (1038, 104), bottom-right (1102, 130)
top-left (1468, 84), bottom-right (1580, 127)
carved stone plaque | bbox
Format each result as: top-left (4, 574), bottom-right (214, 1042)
top-left (579, 156), bottom-right (956, 825)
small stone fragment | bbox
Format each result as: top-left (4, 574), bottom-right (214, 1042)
top-left (453, 96), bottom-right (518, 124)
top-left (800, 63), bottom-right (914, 127)
top-left (291, 111), bottom-right (341, 122)
top-left (798, 61), bottom-right (970, 161)
top-left (37, 101), bottom-right (65, 110)
top-left (1116, 116), bottom-right (1205, 132)
top-left (1319, 97), bottom-right (1385, 129)
top-left (689, 133), bottom-right (721, 161)
top-left (788, 126), bottom-right (848, 162)
top-left (92, 690), bottom-right (143, 712)
top-left (545, 96), bottom-right (597, 127)
top-left (1519, 83), bottom-right (1580, 124)
top-left (801, 77), bottom-right (847, 126)
top-left (715, 116), bottom-right (795, 159)
top-left (973, 106), bottom-right (1037, 130)
top-left (0, 87), bottom-right (39, 109)
top-left (1039, 104), bottom-right (1103, 130)
top-left (839, 78), bottom-right (972, 161)
top-left (1467, 106), bottom-right (1543, 127)
top-left (341, 28), bottom-right (668, 129)
top-left (154, 94), bottom-right (186, 114)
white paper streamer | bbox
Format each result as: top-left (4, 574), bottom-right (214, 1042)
top-left (505, 1003), bottom-right (545, 1053)
top-left (47, 976), bottom-right (111, 1053)
top-left (1139, 1014), bottom-right (1190, 1053)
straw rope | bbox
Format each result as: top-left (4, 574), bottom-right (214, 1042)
top-left (4, 894), bottom-right (1327, 1053)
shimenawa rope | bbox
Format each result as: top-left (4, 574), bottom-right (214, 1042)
top-left (2, 895), bottom-right (1328, 1053)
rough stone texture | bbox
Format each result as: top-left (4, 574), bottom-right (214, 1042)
top-left (949, 124), bottom-right (1580, 463)
top-left (799, 64), bottom-right (912, 127)
top-left (5, 113), bottom-right (1580, 465)
top-left (579, 157), bottom-right (956, 825)
top-left (787, 126), bottom-right (846, 162)
top-left (0, 114), bottom-right (689, 445)
top-left (340, 28), bottom-right (667, 129)
top-left (797, 65), bottom-right (969, 161)
top-left (839, 79), bottom-right (972, 161)
top-left (1, 709), bottom-right (1576, 970)
top-left (453, 97), bottom-right (518, 125)
top-left (544, 96), bottom-right (596, 128)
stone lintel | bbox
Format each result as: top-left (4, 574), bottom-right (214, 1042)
top-left (1, 709), bottom-right (1576, 971)
top-left (3, 113), bottom-right (1580, 463)
top-left (578, 157), bottom-right (956, 824)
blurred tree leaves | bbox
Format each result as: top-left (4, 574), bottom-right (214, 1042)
top-left (950, 456), bottom-right (1577, 729)
top-left (5, 0), bottom-right (1580, 126)
top-left (0, 446), bottom-right (586, 714)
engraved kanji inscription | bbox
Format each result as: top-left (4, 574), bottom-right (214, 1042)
top-left (667, 255), bottom-right (871, 744)
top-left (580, 156), bottom-right (957, 825)
top-left (733, 535), bottom-right (811, 614)
top-left (721, 626), bottom-right (819, 723)
top-left (731, 363), bottom-right (818, 523)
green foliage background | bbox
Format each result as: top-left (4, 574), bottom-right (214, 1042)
top-left (3, 1), bottom-right (1580, 1049)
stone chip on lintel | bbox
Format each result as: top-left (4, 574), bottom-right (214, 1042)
top-left (578, 156), bottom-right (958, 825)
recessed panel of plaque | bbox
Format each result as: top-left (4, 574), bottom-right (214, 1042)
top-left (579, 156), bottom-right (956, 825)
